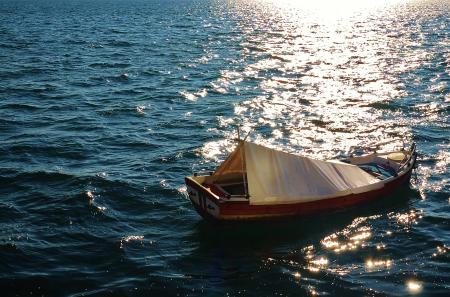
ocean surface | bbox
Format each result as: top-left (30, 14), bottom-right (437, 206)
top-left (0, 0), bottom-right (449, 296)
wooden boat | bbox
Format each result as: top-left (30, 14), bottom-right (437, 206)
top-left (185, 141), bottom-right (417, 221)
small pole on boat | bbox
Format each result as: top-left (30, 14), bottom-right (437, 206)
top-left (237, 125), bottom-right (248, 198)
top-left (240, 140), bottom-right (248, 199)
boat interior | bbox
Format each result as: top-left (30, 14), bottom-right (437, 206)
top-left (343, 150), bottom-right (411, 180)
top-left (202, 172), bottom-right (249, 199)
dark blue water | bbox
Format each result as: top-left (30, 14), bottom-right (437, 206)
top-left (1, 0), bottom-right (449, 296)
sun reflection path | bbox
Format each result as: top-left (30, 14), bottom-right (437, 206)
top-left (200, 0), bottom-right (425, 165)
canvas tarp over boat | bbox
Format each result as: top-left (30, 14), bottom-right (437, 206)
top-left (213, 141), bottom-right (383, 205)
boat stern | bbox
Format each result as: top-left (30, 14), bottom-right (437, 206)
top-left (185, 176), bottom-right (221, 220)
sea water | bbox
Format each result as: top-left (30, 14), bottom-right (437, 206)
top-left (0, 0), bottom-right (449, 296)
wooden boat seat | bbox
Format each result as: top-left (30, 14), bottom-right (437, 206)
top-left (387, 152), bottom-right (407, 162)
top-left (206, 183), bottom-right (246, 198)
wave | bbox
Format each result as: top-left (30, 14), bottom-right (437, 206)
top-left (0, 103), bottom-right (44, 111)
top-left (88, 62), bottom-right (131, 69)
top-left (106, 40), bottom-right (135, 47)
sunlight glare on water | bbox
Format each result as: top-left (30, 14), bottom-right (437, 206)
top-left (201, 0), bottom-right (421, 163)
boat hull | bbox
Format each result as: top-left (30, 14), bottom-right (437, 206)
top-left (185, 160), bottom-right (415, 221)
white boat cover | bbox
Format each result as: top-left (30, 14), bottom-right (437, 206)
top-left (213, 141), bottom-right (384, 205)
